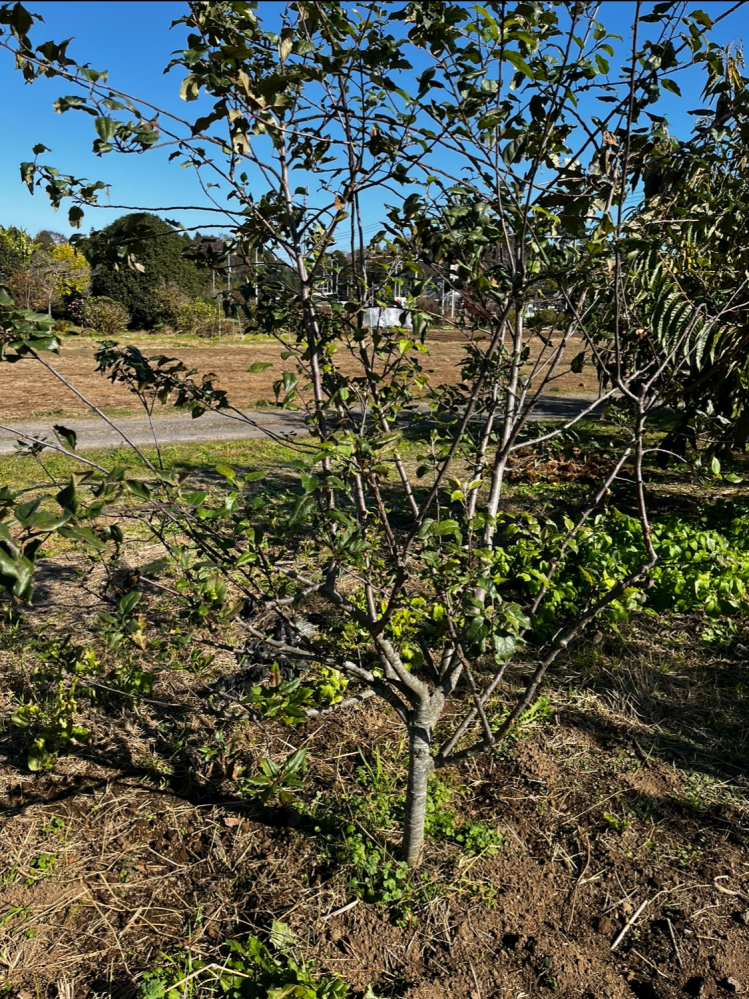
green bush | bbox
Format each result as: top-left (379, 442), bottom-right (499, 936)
top-left (82, 296), bottom-right (130, 337)
top-left (179, 299), bottom-right (215, 336)
top-left (152, 281), bottom-right (190, 329)
top-left (488, 499), bottom-right (749, 642)
top-left (526, 306), bottom-right (564, 331)
top-left (88, 213), bottom-right (204, 329)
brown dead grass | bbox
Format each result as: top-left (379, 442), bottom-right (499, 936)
top-left (0, 332), bottom-right (599, 421)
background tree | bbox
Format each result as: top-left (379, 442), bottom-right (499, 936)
top-left (613, 49), bottom-right (749, 460)
top-left (84, 212), bottom-right (205, 329)
top-left (0, 224), bottom-right (35, 282)
top-left (33, 228), bottom-right (65, 250)
top-left (7, 240), bottom-right (90, 314)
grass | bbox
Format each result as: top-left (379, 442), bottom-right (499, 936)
top-left (64, 327), bottom-right (281, 347)
top-left (0, 438), bottom-right (298, 492)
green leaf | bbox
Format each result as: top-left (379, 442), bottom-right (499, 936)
top-left (52, 424), bottom-right (77, 451)
top-left (27, 743), bottom-right (48, 772)
top-left (417, 518), bottom-right (435, 539)
top-left (94, 117), bottom-right (116, 142)
top-left (118, 591), bottom-right (141, 616)
top-left (248, 361), bottom-right (272, 373)
top-left (180, 74), bottom-right (200, 102)
top-left (503, 51), bottom-right (534, 80)
top-left (493, 634), bottom-right (516, 661)
top-left (284, 747), bottom-right (307, 774)
top-left (55, 481), bottom-right (78, 514)
top-left (0, 547), bottom-right (34, 599)
top-left (432, 519), bottom-right (460, 537)
top-left (689, 9), bottom-right (713, 28)
top-left (139, 557), bottom-right (169, 577)
top-left (503, 603), bottom-right (531, 632)
top-left (58, 526), bottom-right (108, 551)
top-left (289, 493), bottom-right (316, 526)
top-left (125, 479), bottom-right (151, 500)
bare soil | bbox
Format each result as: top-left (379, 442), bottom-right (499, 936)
top-left (0, 333), bottom-right (598, 421)
top-left (1, 575), bottom-right (748, 998)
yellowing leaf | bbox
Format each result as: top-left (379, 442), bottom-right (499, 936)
top-left (179, 74), bottom-right (199, 102)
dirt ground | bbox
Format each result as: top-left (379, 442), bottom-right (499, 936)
top-left (1, 557), bottom-right (748, 998)
top-left (0, 332), bottom-right (599, 421)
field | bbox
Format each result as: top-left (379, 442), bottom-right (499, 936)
top-left (1, 431), bottom-right (748, 999)
top-left (0, 330), bottom-right (599, 421)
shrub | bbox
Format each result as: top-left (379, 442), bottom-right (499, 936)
top-left (526, 307), bottom-right (564, 331)
top-left (65, 296), bottom-right (86, 326)
top-left (151, 281), bottom-right (189, 330)
top-left (178, 299), bottom-right (215, 336)
top-left (82, 296), bottom-right (130, 337)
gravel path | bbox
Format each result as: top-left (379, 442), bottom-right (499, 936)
top-left (0, 395), bottom-right (606, 454)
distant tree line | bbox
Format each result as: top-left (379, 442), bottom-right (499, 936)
top-left (1, 210), bottom-right (488, 334)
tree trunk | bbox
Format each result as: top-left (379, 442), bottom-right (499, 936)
top-left (401, 721), bottom-right (434, 867)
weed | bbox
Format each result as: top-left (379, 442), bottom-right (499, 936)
top-left (143, 752), bottom-right (175, 781)
top-left (26, 852), bottom-right (57, 884)
top-left (11, 681), bottom-right (91, 771)
top-left (453, 820), bottom-right (505, 857)
top-left (344, 829), bottom-right (413, 914)
top-left (185, 648), bottom-right (217, 675)
top-left (702, 619), bottom-right (738, 647)
top-left (139, 921), bottom-right (351, 998)
top-left (40, 814), bottom-right (67, 838)
top-left (239, 748), bottom-right (307, 806)
top-left (98, 591), bottom-right (150, 650)
top-left (0, 906), bottom-right (29, 930)
top-left (535, 954), bottom-right (559, 990)
top-left (631, 796), bottom-right (660, 821)
top-left (238, 676), bottom-right (315, 725)
top-left (348, 755), bottom-right (505, 863)
top-left (603, 812), bottom-right (632, 835)
top-left (646, 839), bottom-right (704, 869)
top-left (0, 603), bottom-right (22, 650)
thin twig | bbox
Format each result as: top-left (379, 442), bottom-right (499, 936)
top-left (611, 898), bottom-right (650, 952)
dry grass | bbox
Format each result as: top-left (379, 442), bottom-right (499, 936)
top-left (2, 594), bottom-right (749, 997)
top-left (0, 331), bottom-right (599, 421)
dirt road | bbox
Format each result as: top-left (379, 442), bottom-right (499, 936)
top-left (0, 395), bottom-right (606, 454)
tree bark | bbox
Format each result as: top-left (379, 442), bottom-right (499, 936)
top-left (401, 718), bottom-right (435, 867)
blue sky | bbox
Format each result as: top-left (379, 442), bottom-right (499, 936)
top-left (0, 1), bottom-right (746, 242)
top-left (0, 1), bottom-right (200, 235)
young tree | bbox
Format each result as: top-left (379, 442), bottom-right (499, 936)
top-left (1, 0), bottom-right (747, 864)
